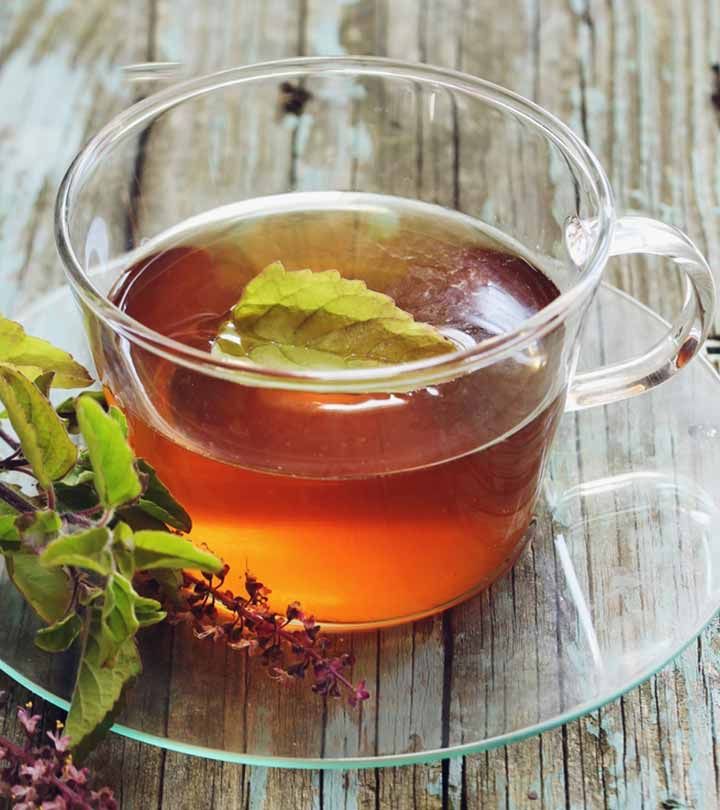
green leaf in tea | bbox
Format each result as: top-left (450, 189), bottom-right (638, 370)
top-left (5, 552), bottom-right (72, 623)
top-left (65, 611), bottom-right (142, 758)
top-left (213, 261), bottom-right (456, 371)
top-left (76, 394), bottom-right (141, 509)
top-left (35, 611), bottom-right (83, 652)
top-left (40, 526), bottom-right (113, 576)
top-left (0, 315), bottom-right (93, 388)
top-left (135, 459), bottom-right (192, 533)
top-left (133, 530), bottom-right (223, 573)
top-left (0, 364), bottom-right (77, 488)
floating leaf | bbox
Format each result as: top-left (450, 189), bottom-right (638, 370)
top-left (0, 316), bottom-right (92, 388)
top-left (76, 395), bottom-right (141, 509)
top-left (0, 364), bottom-right (77, 488)
top-left (133, 530), bottom-right (223, 573)
top-left (5, 552), bottom-right (72, 623)
top-left (35, 612), bottom-right (83, 652)
top-left (40, 526), bottom-right (113, 576)
top-left (213, 261), bottom-right (455, 371)
top-left (65, 611), bottom-right (141, 759)
top-left (135, 459), bottom-right (192, 532)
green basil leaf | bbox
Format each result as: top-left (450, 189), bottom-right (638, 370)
top-left (101, 573), bottom-right (140, 649)
top-left (133, 591), bottom-right (166, 628)
top-left (35, 611), bottom-right (83, 652)
top-left (65, 611), bottom-right (141, 759)
top-left (0, 316), bottom-right (93, 388)
top-left (136, 609), bottom-right (166, 629)
top-left (56, 390), bottom-right (107, 434)
top-left (54, 482), bottom-right (98, 513)
top-left (213, 261), bottom-right (456, 371)
top-left (0, 514), bottom-right (20, 549)
top-left (0, 364), bottom-right (77, 488)
top-left (76, 395), bottom-right (141, 509)
top-left (108, 406), bottom-right (129, 437)
top-left (15, 509), bottom-right (62, 551)
top-left (116, 505), bottom-right (167, 532)
top-left (112, 521), bottom-right (135, 579)
top-left (135, 459), bottom-right (192, 532)
top-left (58, 450), bottom-right (94, 487)
top-left (146, 567), bottom-right (183, 606)
top-left (40, 526), bottom-right (113, 576)
top-left (133, 530), bottom-right (223, 573)
top-left (5, 552), bottom-right (72, 623)
top-left (33, 370), bottom-right (55, 398)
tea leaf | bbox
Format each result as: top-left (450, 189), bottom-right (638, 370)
top-left (133, 530), bottom-right (223, 573)
top-left (0, 364), bottom-right (77, 488)
top-left (40, 526), bottom-right (113, 576)
top-left (136, 459), bottom-right (192, 532)
top-left (5, 552), bottom-right (72, 623)
top-left (66, 611), bottom-right (141, 759)
top-left (76, 395), bottom-right (141, 509)
top-left (35, 612), bottom-right (82, 652)
top-left (213, 261), bottom-right (455, 370)
top-left (0, 316), bottom-right (93, 388)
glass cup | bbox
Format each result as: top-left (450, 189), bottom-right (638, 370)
top-left (55, 58), bottom-right (715, 629)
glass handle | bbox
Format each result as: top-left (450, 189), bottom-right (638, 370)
top-left (567, 215), bottom-right (716, 411)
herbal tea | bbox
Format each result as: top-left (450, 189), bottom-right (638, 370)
top-left (104, 194), bottom-right (564, 625)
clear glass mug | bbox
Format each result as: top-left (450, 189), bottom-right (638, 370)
top-left (55, 58), bottom-right (715, 628)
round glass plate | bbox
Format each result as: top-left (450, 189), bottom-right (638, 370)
top-left (2, 283), bottom-right (720, 769)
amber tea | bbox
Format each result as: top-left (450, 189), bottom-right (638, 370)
top-left (104, 194), bottom-right (564, 626)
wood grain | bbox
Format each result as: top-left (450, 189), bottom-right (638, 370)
top-left (1, 2), bottom-right (720, 810)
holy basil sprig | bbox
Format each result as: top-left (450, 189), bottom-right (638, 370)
top-left (0, 316), bottom-right (223, 758)
top-left (0, 314), bottom-right (370, 763)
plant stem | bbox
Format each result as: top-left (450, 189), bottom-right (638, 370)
top-left (182, 573), bottom-right (359, 695)
top-left (46, 484), bottom-right (56, 511)
top-left (63, 513), bottom-right (93, 528)
top-left (0, 427), bottom-right (19, 451)
top-left (0, 481), bottom-right (37, 513)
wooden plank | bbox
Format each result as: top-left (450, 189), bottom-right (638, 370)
top-left (0, 0), bottom-right (152, 313)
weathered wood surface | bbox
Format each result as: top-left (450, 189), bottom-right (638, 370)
top-left (2, 2), bottom-right (720, 809)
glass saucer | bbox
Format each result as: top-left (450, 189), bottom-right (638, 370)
top-left (2, 283), bottom-right (719, 769)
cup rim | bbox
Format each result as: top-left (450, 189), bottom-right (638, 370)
top-left (55, 56), bottom-right (615, 391)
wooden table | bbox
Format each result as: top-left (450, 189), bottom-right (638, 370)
top-left (1, 2), bottom-right (719, 808)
